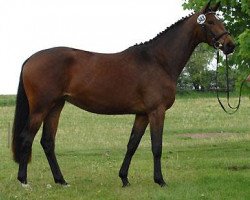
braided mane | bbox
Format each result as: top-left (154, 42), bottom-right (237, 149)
top-left (134, 12), bottom-right (195, 47)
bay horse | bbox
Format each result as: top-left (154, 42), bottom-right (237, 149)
top-left (12, 2), bottom-right (235, 187)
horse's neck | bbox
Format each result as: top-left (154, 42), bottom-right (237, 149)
top-left (149, 16), bottom-right (200, 81)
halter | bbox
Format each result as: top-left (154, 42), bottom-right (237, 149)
top-left (197, 12), bottom-right (229, 49)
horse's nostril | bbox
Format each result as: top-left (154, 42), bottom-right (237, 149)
top-left (229, 43), bottom-right (235, 50)
top-left (224, 42), bottom-right (235, 54)
top-left (230, 42), bottom-right (235, 49)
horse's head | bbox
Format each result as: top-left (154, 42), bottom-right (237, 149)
top-left (196, 1), bottom-right (235, 55)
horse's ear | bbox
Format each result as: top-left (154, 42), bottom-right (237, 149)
top-left (211, 2), bottom-right (221, 12)
top-left (201, 0), bottom-right (211, 13)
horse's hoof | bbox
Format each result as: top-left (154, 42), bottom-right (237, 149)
top-left (21, 183), bottom-right (32, 190)
top-left (60, 181), bottom-right (70, 187)
top-left (55, 179), bottom-right (68, 186)
top-left (155, 179), bottom-right (167, 187)
top-left (160, 182), bottom-right (167, 187)
top-left (121, 178), bottom-right (130, 188)
top-left (63, 183), bottom-right (70, 188)
top-left (122, 182), bottom-right (131, 188)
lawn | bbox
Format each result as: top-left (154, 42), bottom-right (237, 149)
top-left (0, 95), bottom-right (249, 199)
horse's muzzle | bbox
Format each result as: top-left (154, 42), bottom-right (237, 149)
top-left (223, 41), bottom-right (235, 55)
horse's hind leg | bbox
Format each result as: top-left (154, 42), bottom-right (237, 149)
top-left (148, 107), bottom-right (166, 187)
top-left (119, 114), bottom-right (148, 187)
top-left (40, 101), bottom-right (67, 185)
top-left (17, 113), bottom-right (44, 185)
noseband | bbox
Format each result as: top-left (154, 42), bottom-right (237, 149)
top-left (197, 12), bottom-right (229, 48)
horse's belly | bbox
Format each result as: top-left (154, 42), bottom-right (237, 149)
top-left (65, 93), bottom-right (145, 115)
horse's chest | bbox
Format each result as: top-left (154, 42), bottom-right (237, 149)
top-left (142, 81), bottom-right (176, 112)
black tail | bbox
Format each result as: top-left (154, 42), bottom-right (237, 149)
top-left (12, 61), bottom-right (30, 163)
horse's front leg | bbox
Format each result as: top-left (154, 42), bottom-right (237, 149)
top-left (148, 107), bottom-right (166, 187)
top-left (119, 114), bottom-right (149, 187)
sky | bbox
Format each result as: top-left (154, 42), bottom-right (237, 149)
top-left (0, 0), bottom-right (191, 94)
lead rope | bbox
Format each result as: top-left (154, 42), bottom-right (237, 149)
top-left (216, 50), bottom-right (246, 114)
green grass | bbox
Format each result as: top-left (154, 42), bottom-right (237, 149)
top-left (0, 95), bottom-right (249, 199)
top-left (0, 95), bottom-right (16, 107)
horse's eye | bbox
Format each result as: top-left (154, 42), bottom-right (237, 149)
top-left (207, 21), bottom-right (215, 25)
